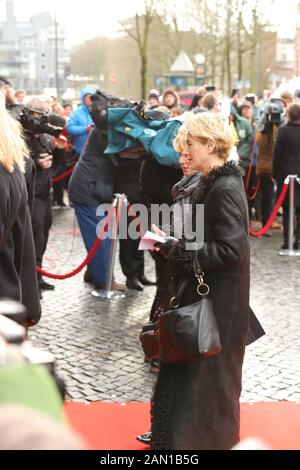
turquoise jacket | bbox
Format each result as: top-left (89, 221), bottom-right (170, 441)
top-left (105, 108), bottom-right (180, 166)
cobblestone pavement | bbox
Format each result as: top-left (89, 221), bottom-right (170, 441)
top-left (30, 208), bottom-right (300, 403)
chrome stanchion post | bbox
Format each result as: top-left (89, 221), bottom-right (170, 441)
top-left (92, 194), bottom-right (127, 299)
top-left (105, 194), bottom-right (120, 296)
top-left (279, 175), bottom-right (300, 257)
top-left (288, 175), bottom-right (295, 252)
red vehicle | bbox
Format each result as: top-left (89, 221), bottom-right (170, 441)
top-left (178, 90), bottom-right (196, 109)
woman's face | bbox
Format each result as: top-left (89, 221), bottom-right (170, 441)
top-left (179, 150), bottom-right (193, 177)
top-left (186, 134), bottom-right (212, 173)
top-left (164, 93), bottom-right (176, 107)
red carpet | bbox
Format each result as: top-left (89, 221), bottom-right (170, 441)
top-left (65, 401), bottom-right (300, 450)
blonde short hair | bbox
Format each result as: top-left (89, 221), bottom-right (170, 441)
top-left (180, 112), bottom-right (234, 161)
top-left (173, 124), bottom-right (188, 153)
top-left (0, 91), bottom-right (29, 173)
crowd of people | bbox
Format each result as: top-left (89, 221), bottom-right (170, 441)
top-left (0, 73), bottom-right (300, 450)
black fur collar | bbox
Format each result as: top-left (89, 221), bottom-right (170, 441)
top-left (191, 161), bottom-right (244, 204)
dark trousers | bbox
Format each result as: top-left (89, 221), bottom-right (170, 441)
top-left (31, 197), bottom-right (52, 279)
top-left (52, 151), bottom-right (66, 205)
top-left (283, 206), bottom-right (300, 244)
top-left (52, 180), bottom-right (65, 205)
top-left (119, 237), bottom-right (144, 280)
top-left (260, 176), bottom-right (274, 226)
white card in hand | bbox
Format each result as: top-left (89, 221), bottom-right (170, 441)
top-left (138, 230), bottom-right (166, 250)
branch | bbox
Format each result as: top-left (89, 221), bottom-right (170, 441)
top-left (119, 21), bottom-right (139, 43)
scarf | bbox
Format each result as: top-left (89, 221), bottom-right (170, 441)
top-left (171, 172), bottom-right (202, 202)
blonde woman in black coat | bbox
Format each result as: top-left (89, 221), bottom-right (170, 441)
top-left (151, 113), bottom-right (250, 450)
top-left (0, 91), bottom-right (41, 326)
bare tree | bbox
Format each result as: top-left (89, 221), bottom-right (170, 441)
top-left (120, 0), bottom-right (156, 99)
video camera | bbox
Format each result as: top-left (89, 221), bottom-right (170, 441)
top-left (256, 98), bottom-right (285, 133)
top-left (19, 106), bottom-right (66, 137)
top-left (90, 89), bottom-right (134, 132)
top-left (90, 89), bottom-right (170, 136)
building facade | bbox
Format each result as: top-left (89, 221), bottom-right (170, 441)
top-left (0, 1), bottom-right (70, 94)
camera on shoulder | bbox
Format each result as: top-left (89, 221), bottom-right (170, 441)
top-left (256, 98), bottom-right (285, 133)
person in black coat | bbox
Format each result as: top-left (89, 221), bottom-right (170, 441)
top-left (151, 113), bottom-right (250, 450)
top-left (273, 103), bottom-right (300, 249)
top-left (115, 151), bottom-right (155, 291)
top-left (69, 127), bottom-right (125, 291)
top-left (0, 92), bottom-right (41, 327)
top-left (24, 96), bottom-right (57, 293)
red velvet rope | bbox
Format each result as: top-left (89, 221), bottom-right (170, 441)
top-left (52, 166), bottom-right (75, 184)
top-left (248, 178), bottom-right (261, 201)
top-left (249, 182), bottom-right (289, 238)
top-left (36, 206), bottom-right (115, 279)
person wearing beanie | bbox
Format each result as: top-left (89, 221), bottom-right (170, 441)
top-left (147, 90), bottom-right (160, 109)
top-left (162, 88), bottom-right (181, 116)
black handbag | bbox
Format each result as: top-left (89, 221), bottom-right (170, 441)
top-left (158, 253), bottom-right (222, 364)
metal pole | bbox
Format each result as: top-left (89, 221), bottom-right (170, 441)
top-left (104, 195), bottom-right (119, 295)
top-left (288, 175), bottom-right (295, 252)
top-left (279, 175), bottom-right (300, 257)
top-left (92, 194), bottom-right (126, 300)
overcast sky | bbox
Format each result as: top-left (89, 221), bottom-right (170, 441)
top-left (0, 0), bottom-right (298, 46)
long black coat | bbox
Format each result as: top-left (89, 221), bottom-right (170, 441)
top-left (273, 122), bottom-right (300, 208)
top-left (0, 164), bottom-right (41, 326)
top-left (151, 162), bottom-right (250, 450)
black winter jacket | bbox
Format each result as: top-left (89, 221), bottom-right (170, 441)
top-left (25, 132), bottom-right (52, 201)
top-left (69, 128), bottom-right (116, 206)
top-left (0, 164), bottom-right (41, 326)
top-left (273, 122), bottom-right (300, 208)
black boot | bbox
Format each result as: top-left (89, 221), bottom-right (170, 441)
top-left (39, 278), bottom-right (55, 291)
top-left (139, 275), bottom-right (156, 286)
top-left (126, 277), bottom-right (144, 291)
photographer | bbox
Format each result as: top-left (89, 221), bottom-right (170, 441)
top-left (69, 126), bottom-right (126, 291)
top-left (0, 92), bottom-right (41, 327)
top-left (255, 98), bottom-right (285, 234)
top-left (24, 96), bottom-right (56, 294)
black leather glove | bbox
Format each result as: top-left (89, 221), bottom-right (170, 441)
top-left (158, 237), bottom-right (178, 260)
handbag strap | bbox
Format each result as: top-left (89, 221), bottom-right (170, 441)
top-left (169, 252), bottom-right (210, 308)
top-left (192, 252), bottom-right (210, 297)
